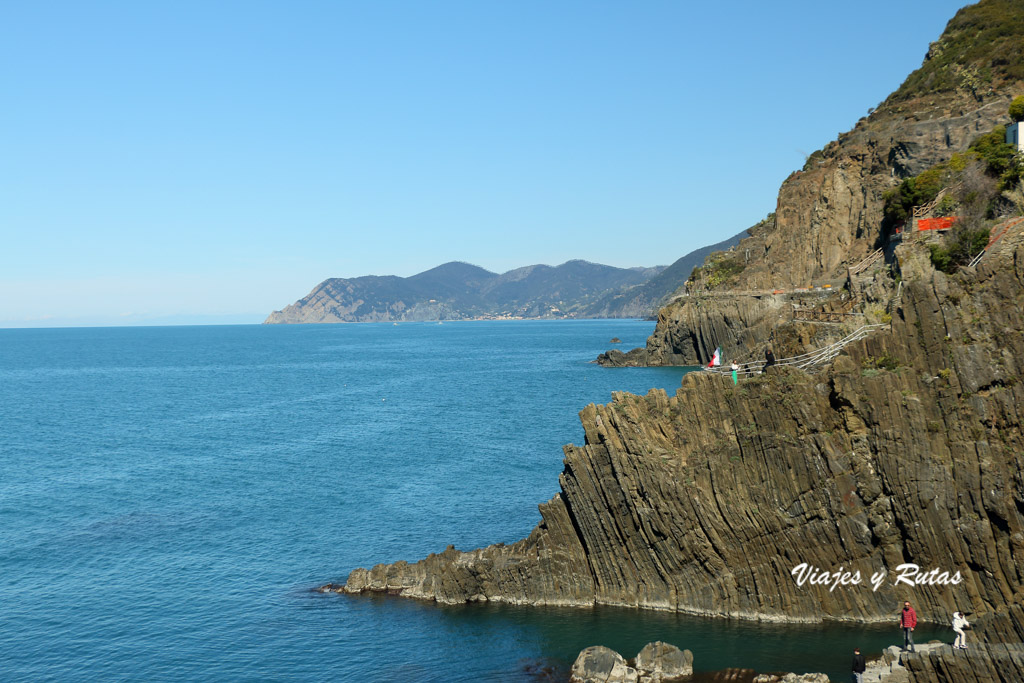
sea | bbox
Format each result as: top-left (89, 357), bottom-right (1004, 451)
top-left (0, 321), bottom-right (943, 682)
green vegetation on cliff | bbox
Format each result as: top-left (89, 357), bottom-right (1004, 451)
top-left (928, 224), bottom-right (991, 272)
top-left (890, 0), bottom-right (1024, 101)
top-left (689, 251), bottom-right (746, 290)
top-left (684, 214), bottom-right (773, 292)
top-left (1010, 94), bottom-right (1024, 121)
top-left (882, 98), bottom-right (1023, 243)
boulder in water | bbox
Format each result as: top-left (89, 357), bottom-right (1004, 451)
top-left (570, 645), bottom-right (638, 682)
top-left (570, 642), bottom-right (693, 682)
top-left (635, 641), bottom-right (694, 680)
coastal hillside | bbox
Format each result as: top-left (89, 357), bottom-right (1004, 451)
top-left (575, 227), bottom-right (752, 319)
top-left (332, 2), bottom-right (1024, 681)
top-left (731, 0), bottom-right (1024, 292)
top-left (266, 230), bottom-right (750, 324)
top-left (264, 260), bottom-right (664, 323)
top-left (605, 0), bottom-right (1024, 368)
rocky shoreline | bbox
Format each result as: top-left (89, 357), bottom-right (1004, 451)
top-left (330, 239), bottom-right (1024, 682)
top-left (324, 4), bottom-right (1024, 679)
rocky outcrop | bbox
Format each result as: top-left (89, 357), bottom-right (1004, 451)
top-left (603, 0), bottom-right (1024, 368)
top-left (863, 603), bottom-right (1024, 682)
top-left (751, 674), bottom-right (828, 683)
top-left (645, 292), bottom-right (859, 367)
top-left (596, 347), bottom-right (650, 367)
top-left (570, 646), bottom-right (637, 683)
top-left (597, 289), bottom-right (867, 367)
top-left (570, 642), bottom-right (693, 683)
top-left (862, 636), bottom-right (1024, 683)
top-left (336, 238), bottom-right (1024, 633)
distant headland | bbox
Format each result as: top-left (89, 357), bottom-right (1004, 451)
top-left (264, 231), bottom-right (748, 324)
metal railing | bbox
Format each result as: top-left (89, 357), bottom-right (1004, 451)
top-left (969, 216), bottom-right (1024, 268)
top-left (887, 280), bottom-right (904, 313)
top-left (705, 324), bottom-right (888, 377)
top-left (792, 309), bottom-right (864, 323)
top-left (910, 182), bottom-right (961, 224)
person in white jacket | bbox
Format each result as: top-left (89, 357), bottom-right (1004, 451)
top-left (952, 611), bottom-right (970, 649)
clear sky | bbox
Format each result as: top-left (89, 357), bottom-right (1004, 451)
top-left (2, 0), bottom-right (973, 326)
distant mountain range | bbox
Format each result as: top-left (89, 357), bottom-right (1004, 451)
top-left (264, 229), bottom-right (750, 323)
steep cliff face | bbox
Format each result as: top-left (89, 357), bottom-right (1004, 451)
top-left (749, 99), bottom-right (1008, 291)
top-left (634, 94), bottom-right (1012, 365)
top-left (638, 292), bottom-right (855, 367)
top-left (731, 0), bottom-right (1024, 293)
top-left (621, 0), bottom-right (1024, 367)
top-left (337, 239), bottom-right (1024, 632)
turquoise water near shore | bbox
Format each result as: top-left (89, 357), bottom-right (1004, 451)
top-left (0, 321), bottom-right (945, 681)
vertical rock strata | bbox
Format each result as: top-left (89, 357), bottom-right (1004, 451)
top-left (758, 100), bottom-right (1009, 291)
top-left (339, 241), bottom-right (1024, 627)
top-left (633, 94), bottom-right (1011, 369)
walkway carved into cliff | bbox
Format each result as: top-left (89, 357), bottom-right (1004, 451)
top-left (705, 324), bottom-right (888, 376)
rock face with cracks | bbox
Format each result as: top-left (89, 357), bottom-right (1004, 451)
top-left (336, 240), bottom-right (1024, 636)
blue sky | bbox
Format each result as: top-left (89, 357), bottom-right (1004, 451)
top-left (2, 1), bottom-right (973, 326)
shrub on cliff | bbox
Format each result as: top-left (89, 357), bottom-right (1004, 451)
top-left (970, 125), bottom-right (1015, 177)
top-left (891, 0), bottom-right (1024, 101)
top-left (929, 223), bottom-right (991, 272)
top-left (688, 252), bottom-right (746, 291)
top-left (1010, 95), bottom-right (1024, 122)
top-left (883, 121), bottom-right (1019, 233)
top-left (883, 167), bottom-right (948, 227)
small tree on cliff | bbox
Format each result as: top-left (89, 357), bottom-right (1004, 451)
top-left (1009, 95), bottom-right (1024, 123)
top-left (929, 221), bottom-right (990, 273)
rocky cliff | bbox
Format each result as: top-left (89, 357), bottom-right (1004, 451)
top-left (578, 228), bottom-right (751, 320)
top-left (607, 0), bottom-right (1024, 368)
top-left (335, 236), bottom-right (1024, 633)
top-left (330, 4), bottom-right (1024, 681)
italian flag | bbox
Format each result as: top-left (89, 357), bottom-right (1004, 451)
top-left (707, 347), bottom-right (721, 368)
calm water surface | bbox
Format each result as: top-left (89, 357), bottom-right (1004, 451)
top-left (0, 321), bottom-right (942, 681)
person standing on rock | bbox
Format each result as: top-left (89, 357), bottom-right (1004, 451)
top-left (851, 647), bottom-right (866, 683)
top-left (731, 361), bottom-right (739, 385)
top-left (952, 610), bottom-right (970, 650)
top-left (763, 348), bottom-right (776, 372)
top-left (900, 600), bottom-right (917, 652)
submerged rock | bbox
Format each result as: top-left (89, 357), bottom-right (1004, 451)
top-left (596, 347), bottom-right (650, 367)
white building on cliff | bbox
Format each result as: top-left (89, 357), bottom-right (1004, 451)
top-left (1007, 121), bottom-right (1024, 152)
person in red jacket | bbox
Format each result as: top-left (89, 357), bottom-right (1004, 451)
top-left (900, 600), bottom-right (918, 652)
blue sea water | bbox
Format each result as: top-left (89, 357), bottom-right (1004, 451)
top-left (0, 321), bottom-right (942, 682)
